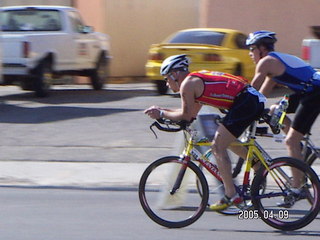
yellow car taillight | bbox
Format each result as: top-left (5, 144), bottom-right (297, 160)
top-left (204, 53), bottom-right (222, 61)
top-left (149, 52), bottom-right (164, 61)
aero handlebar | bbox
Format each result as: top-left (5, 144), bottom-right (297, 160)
top-left (149, 109), bottom-right (284, 138)
top-left (149, 119), bottom-right (190, 138)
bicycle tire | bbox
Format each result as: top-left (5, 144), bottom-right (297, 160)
top-left (251, 157), bottom-right (320, 231)
top-left (139, 156), bottom-right (209, 228)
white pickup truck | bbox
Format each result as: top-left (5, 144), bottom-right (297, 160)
top-left (0, 5), bottom-right (111, 97)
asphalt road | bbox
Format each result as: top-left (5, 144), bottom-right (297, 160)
top-left (0, 83), bottom-right (319, 189)
top-left (0, 83), bottom-right (178, 164)
top-left (1, 188), bottom-right (319, 240)
top-left (0, 83), bottom-right (320, 239)
top-left (0, 83), bottom-right (183, 188)
top-left (0, 83), bottom-right (304, 164)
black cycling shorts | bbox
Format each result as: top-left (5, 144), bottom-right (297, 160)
top-left (286, 89), bottom-right (320, 135)
top-left (222, 91), bottom-right (265, 138)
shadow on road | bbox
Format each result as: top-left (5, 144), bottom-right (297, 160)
top-left (0, 104), bottom-right (140, 124)
top-left (0, 87), bottom-right (157, 105)
top-left (0, 87), bottom-right (155, 124)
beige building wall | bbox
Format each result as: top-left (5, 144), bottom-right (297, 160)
top-left (200, 0), bottom-right (320, 57)
top-left (77, 0), bottom-right (199, 77)
top-left (1, 0), bottom-right (72, 6)
top-left (74, 0), bottom-right (105, 34)
top-left (105, 0), bottom-right (199, 77)
top-left (3, 0), bottom-right (320, 77)
top-left (76, 0), bottom-right (320, 77)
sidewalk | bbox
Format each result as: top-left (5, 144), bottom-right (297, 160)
top-left (1, 158), bottom-right (319, 190)
top-left (0, 161), bottom-right (149, 190)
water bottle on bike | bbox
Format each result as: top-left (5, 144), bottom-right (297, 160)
top-left (269, 95), bottom-right (289, 134)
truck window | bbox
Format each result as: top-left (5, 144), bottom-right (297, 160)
top-left (1, 9), bottom-right (62, 31)
top-left (68, 11), bottom-right (86, 33)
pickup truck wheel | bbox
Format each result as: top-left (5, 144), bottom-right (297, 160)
top-left (90, 56), bottom-right (108, 90)
top-left (34, 61), bottom-right (52, 97)
top-left (155, 80), bottom-right (168, 95)
top-left (20, 79), bottom-right (34, 90)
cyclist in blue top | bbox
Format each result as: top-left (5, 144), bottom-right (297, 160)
top-left (246, 30), bottom-right (320, 203)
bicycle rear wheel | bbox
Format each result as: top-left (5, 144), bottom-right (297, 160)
top-left (251, 157), bottom-right (320, 231)
top-left (139, 156), bottom-right (209, 228)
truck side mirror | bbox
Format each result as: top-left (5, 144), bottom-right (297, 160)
top-left (82, 26), bottom-right (93, 34)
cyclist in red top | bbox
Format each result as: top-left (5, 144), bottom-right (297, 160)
top-left (192, 70), bottom-right (249, 109)
top-left (144, 54), bottom-right (266, 210)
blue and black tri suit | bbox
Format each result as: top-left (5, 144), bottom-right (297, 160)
top-left (269, 52), bottom-right (320, 134)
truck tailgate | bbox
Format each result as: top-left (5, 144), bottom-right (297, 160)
top-left (2, 34), bottom-right (24, 59)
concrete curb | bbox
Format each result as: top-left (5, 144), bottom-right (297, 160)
top-left (0, 161), bottom-right (149, 190)
top-left (0, 160), bottom-right (319, 190)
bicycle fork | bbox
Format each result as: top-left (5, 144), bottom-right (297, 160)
top-left (170, 156), bottom-right (190, 195)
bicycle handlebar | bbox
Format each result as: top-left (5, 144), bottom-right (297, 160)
top-left (149, 108), bottom-right (284, 138)
top-left (149, 118), bottom-right (191, 138)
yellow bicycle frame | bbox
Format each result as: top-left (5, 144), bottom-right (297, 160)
top-left (182, 121), bottom-right (287, 189)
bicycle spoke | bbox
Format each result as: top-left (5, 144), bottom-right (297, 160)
top-left (139, 156), bottom-right (208, 228)
top-left (251, 157), bottom-right (320, 231)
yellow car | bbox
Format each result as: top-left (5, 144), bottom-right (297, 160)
top-left (145, 28), bottom-right (255, 94)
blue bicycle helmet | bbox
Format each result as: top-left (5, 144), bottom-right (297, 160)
top-left (246, 30), bottom-right (277, 50)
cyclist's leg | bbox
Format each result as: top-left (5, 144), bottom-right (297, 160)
top-left (210, 125), bottom-right (246, 211)
top-left (287, 92), bottom-right (320, 186)
top-left (211, 124), bottom-right (237, 198)
top-left (285, 128), bottom-right (305, 188)
top-left (228, 144), bottom-right (247, 160)
top-left (211, 91), bottom-right (264, 209)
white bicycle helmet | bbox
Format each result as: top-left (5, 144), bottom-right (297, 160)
top-left (246, 30), bottom-right (277, 46)
top-left (160, 54), bottom-right (189, 76)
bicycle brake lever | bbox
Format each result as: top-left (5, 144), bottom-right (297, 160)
top-left (150, 123), bottom-right (158, 139)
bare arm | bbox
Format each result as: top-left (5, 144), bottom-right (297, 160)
top-left (144, 77), bottom-right (202, 121)
top-left (161, 78), bottom-right (201, 121)
top-left (251, 57), bottom-right (277, 96)
top-left (259, 76), bottom-right (277, 96)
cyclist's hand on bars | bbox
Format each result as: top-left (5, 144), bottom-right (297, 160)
top-left (144, 106), bottom-right (162, 119)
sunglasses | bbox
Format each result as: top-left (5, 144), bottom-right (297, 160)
top-left (164, 72), bottom-right (175, 82)
top-left (249, 46), bottom-right (257, 52)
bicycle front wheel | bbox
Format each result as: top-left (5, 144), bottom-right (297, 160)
top-left (251, 157), bottom-right (320, 231)
top-left (138, 156), bottom-right (209, 228)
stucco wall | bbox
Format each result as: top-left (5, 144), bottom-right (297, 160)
top-left (1, 0), bottom-right (72, 6)
top-left (77, 0), bottom-right (199, 77)
top-left (76, 0), bottom-right (320, 77)
top-left (200, 0), bottom-right (320, 57)
top-left (3, 0), bottom-right (320, 78)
